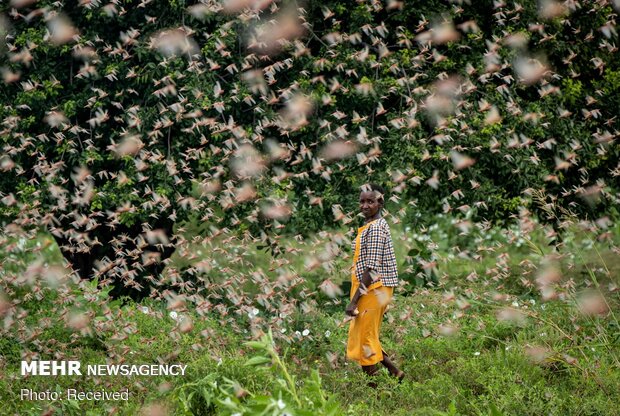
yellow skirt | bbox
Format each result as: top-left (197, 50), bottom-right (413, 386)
top-left (346, 282), bottom-right (393, 366)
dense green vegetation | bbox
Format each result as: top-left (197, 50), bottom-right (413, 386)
top-left (1, 0), bottom-right (619, 296)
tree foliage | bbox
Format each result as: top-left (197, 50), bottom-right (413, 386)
top-left (1, 0), bottom-right (619, 297)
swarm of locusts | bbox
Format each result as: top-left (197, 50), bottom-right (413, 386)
top-left (0, 0), bottom-right (618, 407)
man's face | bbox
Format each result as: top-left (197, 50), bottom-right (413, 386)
top-left (359, 191), bottom-right (381, 219)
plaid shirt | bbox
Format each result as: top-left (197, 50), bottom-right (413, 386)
top-left (352, 218), bottom-right (399, 287)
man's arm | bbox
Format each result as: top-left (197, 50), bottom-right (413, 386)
top-left (345, 267), bottom-right (373, 316)
top-left (346, 222), bottom-right (386, 316)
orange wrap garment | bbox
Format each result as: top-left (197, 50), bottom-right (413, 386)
top-left (346, 220), bottom-right (394, 366)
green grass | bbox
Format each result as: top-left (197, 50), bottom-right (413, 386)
top-left (0, 216), bottom-right (619, 415)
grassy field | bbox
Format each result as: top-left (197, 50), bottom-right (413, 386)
top-left (0, 216), bottom-right (619, 415)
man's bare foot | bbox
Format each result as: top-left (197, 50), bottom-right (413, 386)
top-left (362, 364), bottom-right (379, 388)
top-left (396, 370), bottom-right (405, 383)
top-left (380, 350), bottom-right (404, 381)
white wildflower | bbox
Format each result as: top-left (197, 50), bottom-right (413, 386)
top-left (248, 308), bottom-right (259, 319)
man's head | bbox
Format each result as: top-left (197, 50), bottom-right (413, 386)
top-left (359, 183), bottom-right (385, 219)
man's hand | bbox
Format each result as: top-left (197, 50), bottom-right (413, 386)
top-left (345, 302), bottom-right (359, 317)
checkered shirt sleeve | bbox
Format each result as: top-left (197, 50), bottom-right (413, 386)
top-left (355, 218), bottom-right (399, 287)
